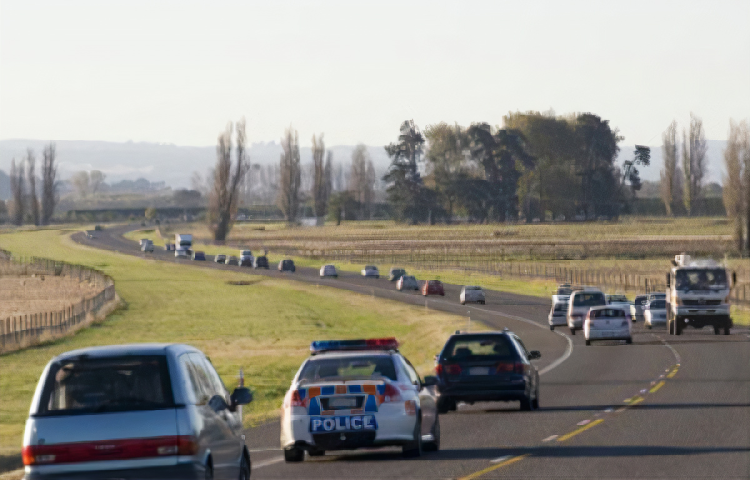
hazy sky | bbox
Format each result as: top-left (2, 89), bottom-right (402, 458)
top-left (1, 0), bottom-right (748, 148)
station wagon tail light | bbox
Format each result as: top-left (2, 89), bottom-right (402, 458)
top-left (496, 362), bottom-right (525, 374)
top-left (441, 364), bottom-right (462, 376)
top-left (22, 436), bottom-right (198, 465)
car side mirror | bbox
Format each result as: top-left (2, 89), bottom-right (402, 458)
top-left (528, 350), bottom-right (541, 360)
top-left (422, 375), bottom-right (438, 387)
top-left (208, 394), bottom-right (229, 412)
top-left (230, 387), bottom-right (253, 407)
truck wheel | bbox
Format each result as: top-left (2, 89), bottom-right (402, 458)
top-left (585, 339), bottom-right (591, 346)
top-left (626, 337), bottom-right (633, 344)
top-left (724, 326), bottom-right (731, 335)
top-left (674, 320), bottom-right (682, 335)
top-left (714, 326), bottom-right (720, 335)
top-left (570, 327), bottom-right (576, 335)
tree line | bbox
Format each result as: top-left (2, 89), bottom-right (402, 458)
top-left (6, 143), bottom-right (58, 225)
top-left (381, 112), bottom-right (645, 224)
top-left (721, 120), bottom-right (750, 252)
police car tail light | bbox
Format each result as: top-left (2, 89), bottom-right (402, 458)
top-left (381, 383), bottom-right (401, 402)
top-left (290, 390), bottom-right (304, 407)
top-left (404, 400), bottom-right (417, 415)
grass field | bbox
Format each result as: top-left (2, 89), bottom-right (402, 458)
top-left (0, 228), bottom-right (472, 458)
top-left (0, 276), bottom-right (101, 320)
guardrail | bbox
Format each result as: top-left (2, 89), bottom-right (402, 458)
top-left (0, 251), bottom-right (117, 353)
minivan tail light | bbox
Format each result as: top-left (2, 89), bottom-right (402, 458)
top-left (22, 436), bottom-right (196, 465)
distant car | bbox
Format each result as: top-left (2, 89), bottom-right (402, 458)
top-left (584, 305), bottom-right (633, 345)
top-left (460, 286), bottom-right (485, 305)
top-left (22, 344), bottom-right (253, 480)
top-left (644, 299), bottom-right (668, 329)
top-left (631, 295), bottom-right (648, 322)
top-left (361, 265), bottom-right (380, 278)
top-left (422, 280), bottom-right (445, 296)
top-left (648, 292), bottom-right (667, 303)
top-left (606, 294), bottom-right (631, 306)
top-left (279, 259), bottom-right (296, 272)
top-left (389, 268), bottom-right (406, 282)
top-left (214, 254), bottom-right (227, 263)
top-left (85, 231), bottom-right (96, 239)
top-left (225, 256), bottom-right (239, 266)
top-left (319, 264), bottom-right (338, 278)
top-left (434, 330), bottom-right (541, 413)
top-left (280, 337), bottom-right (440, 461)
top-left (239, 250), bottom-right (254, 267)
top-left (254, 256), bottom-right (269, 269)
top-left (94, 225), bottom-right (103, 231)
top-left (192, 251), bottom-right (206, 261)
top-left (548, 301), bottom-right (568, 330)
top-left (556, 283), bottom-right (573, 296)
top-left (397, 275), bottom-right (419, 291)
top-left (175, 248), bottom-right (190, 259)
top-left (164, 243), bottom-right (174, 251)
top-left (567, 288), bottom-right (606, 335)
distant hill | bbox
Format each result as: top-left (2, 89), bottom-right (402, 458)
top-left (0, 139), bottom-right (392, 189)
top-left (616, 140), bottom-right (727, 184)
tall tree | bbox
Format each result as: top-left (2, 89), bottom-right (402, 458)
top-left (349, 144), bottom-right (374, 219)
top-left (722, 120), bottom-right (745, 250)
top-left (41, 142), bottom-right (58, 225)
top-left (9, 158), bottom-right (24, 225)
top-left (26, 149), bottom-right (40, 225)
top-left (574, 113), bottom-right (623, 218)
top-left (660, 121), bottom-right (679, 216)
top-left (424, 122), bottom-right (468, 221)
top-left (89, 170), bottom-right (106, 196)
top-left (311, 133), bottom-right (330, 222)
top-left (278, 126), bottom-right (301, 223)
top-left (209, 119), bottom-right (248, 240)
top-left (71, 171), bottom-right (90, 198)
top-left (682, 113), bottom-right (708, 215)
top-left (383, 120), bottom-right (430, 223)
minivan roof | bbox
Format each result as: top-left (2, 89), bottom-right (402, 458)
top-left (53, 343), bottom-right (197, 362)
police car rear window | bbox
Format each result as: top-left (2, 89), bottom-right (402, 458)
top-left (298, 356), bottom-right (397, 383)
top-left (443, 336), bottom-right (516, 361)
top-left (37, 355), bottom-right (175, 416)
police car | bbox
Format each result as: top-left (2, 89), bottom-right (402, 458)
top-left (280, 338), bottom-right (440, 461)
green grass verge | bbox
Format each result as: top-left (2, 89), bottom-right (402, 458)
top-left (0, 228), bottom-right (473, 456)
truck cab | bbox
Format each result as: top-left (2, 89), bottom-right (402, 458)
top-left (174, 234), bottom-right (193, 258)
top-left (666, 254), bottom-right (734, 335)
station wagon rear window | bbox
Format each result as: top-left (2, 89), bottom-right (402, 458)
top-left (36, 355), bottom-right (174, 416)
top-left (443, 335), bottom-right (516, 361)
top-left (298, 356), bottom-right (397, 383)
top-left (590, 309), bottom-right (626, 318)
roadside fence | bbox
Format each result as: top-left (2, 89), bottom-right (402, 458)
top-left (0, 250), bottom-right (118, 354)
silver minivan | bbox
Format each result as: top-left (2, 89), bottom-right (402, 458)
top-left (23, 344), bottom-right (253, 480)
top-left (567, 288), bottom-right (606, 335)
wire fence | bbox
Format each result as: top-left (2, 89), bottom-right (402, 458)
top-left (0, 250), bottom-right (117, 354)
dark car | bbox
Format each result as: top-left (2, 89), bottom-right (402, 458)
top-left (434, 331), bottom-right (541, 413)
top-left (422, 280), bottom-right (445, 296)
top-left (389, 268), bottom-right (406, 282)
top-left (240, 257), bottom-right (254, 267)
top-left (254, 256), bottom-right (269, 269)
top-left (278, 259), bottom-right (295, 272)
top-left (192, 251), bottom-right (206, 261)
top-left (225, 256), bottom-right (239, 266)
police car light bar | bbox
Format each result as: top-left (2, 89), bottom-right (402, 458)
top-left (310, 337), bottom-right (399, 354)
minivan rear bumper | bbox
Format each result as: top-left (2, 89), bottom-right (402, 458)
top-left (25, 463), bottom-right (205, 480)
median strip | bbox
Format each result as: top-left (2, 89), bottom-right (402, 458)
top-left (458, 454), bottom-right (529, 480)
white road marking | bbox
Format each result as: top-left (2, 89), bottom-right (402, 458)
top-left (604, 408), bottom-right (614, 412)
top-left (248, 448), bottom-right (281, 453)
top-left (577, 419), bottom-right (591, 426)
top-left (253, 456), bottom-right (285, 469)
top-left (490, 455), bottom-right (512, 463)
top-left (542, 435), bottom-right (558, 442)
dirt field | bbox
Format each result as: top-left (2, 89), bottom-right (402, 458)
top-left (0, 275), bottom-right (101, 320)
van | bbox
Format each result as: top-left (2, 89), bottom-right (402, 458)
top-left (567, 288), bottom-right (606, 335)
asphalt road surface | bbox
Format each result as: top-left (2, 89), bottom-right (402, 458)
top-left (75, 225), bottom-right (750, 480)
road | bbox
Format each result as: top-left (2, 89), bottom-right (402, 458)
top-left (75, 226), bottom-right (750, 479)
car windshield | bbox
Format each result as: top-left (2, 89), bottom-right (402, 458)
top-left (365, 266), bottom-right (376, 270)
top-left (573, 292), bottom-right (606, 307)
top-left (609, 295), bottom-right (628, 302)
top-left (37, 355), bottom-right (174, 416)
top-left (553, 303), bottom-right (566, 312)
top-left (650, 300), bottom-right (666, 309)
top-left (557, 287), bottom-right (572, 295)
top-left (443, 335), bottom-right (516, 361)
top-left (241, 250), bottom-right (252, 256)
top-left (465, 286), bottom-right (480, 291)
top-left (297, 356), bottom-right (397, 383)
top-left (590, 308), bottom-right (626, 318)
top-left (675, 269), bottom-right (727, 290)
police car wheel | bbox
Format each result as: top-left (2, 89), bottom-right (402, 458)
top-left (308, 448), bottom-right (325, 457)
top-left (402, 419), bottom-right (423, 457)
top-left (284, 448), bottom-right (304, 462)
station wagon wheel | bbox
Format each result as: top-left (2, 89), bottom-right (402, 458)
top-left (205, 461), bottom-right (214, 480)
top-left (239, 453), bottom-right (250, 480)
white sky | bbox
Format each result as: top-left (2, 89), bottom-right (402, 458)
top-left (1, 0), bottom-right (749, 148)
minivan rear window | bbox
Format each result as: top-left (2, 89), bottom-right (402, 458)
top-left (573, 292), bottom-right (606, 307)
top-left (36, 355), bottom-right (174, 416)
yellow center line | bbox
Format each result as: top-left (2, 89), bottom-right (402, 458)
top-left (667, 369), bottom-right (678, 378)
top-left (629, 397), bottom-right (644, 406)
top-left (649, 380), bottom-right (666, 393)
top-left (458, 454), bottom-right (529, 480)
top-left (556, 418), bottom-right (604, 442)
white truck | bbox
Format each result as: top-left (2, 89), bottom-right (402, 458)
top-left (666, 254), bottom-right (735, 335)
top-left (174, 234), bottom-right (193, 258)
top-left (139, 239), bottom-right (154, 252)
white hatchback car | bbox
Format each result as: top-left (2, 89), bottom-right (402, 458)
top-left (644, 299), bottom-right (668, 329)
top-left (396, 275), bottom-right (419, 291)
top-left (584, 306), bottom-right (633, 345)
top-left (548, 301), bottom-right (568, 330)
top-left (361, 265), bottom-right (380, 278)
top-left (460, 286), bottom-right (485, 305)
top-left (567, 288), bottom-right (606, 335)
top-left (280, 338), bottom-right (440, 461)
top-left (320, 264), bottom-right (338, 278)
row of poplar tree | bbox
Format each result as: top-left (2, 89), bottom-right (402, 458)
top-left (7, 143), bottom-right (59, 226)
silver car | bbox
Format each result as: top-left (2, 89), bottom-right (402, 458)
top-left (23, 344), bottom-right (253, 480)
top-left (361, 265), bottom-right (380, 278)
top-left (460, 286), bottom-right (485, 305)
top-left (631, 295), bottom-right (648, 322)
top-left (396, 275), bottom-right (419, 291)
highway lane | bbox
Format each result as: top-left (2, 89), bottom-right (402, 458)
top-left (74, 225), bottom-right (750, 479)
